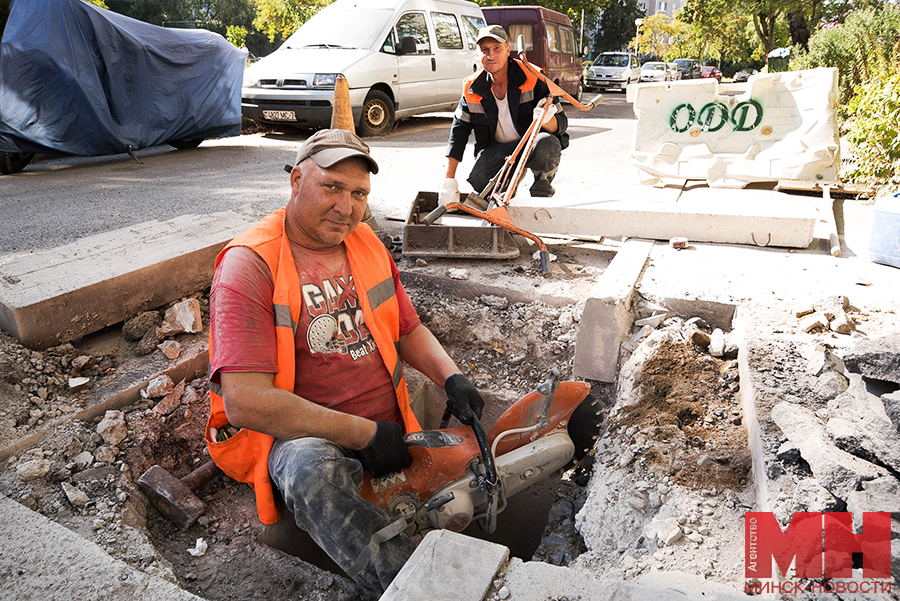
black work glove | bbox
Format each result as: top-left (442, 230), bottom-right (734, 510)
top-left (354, 421), bottom-right (412, 477)
top-left (444, 374), bottom-right (485, 426)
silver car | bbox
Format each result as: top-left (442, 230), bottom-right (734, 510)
top-left (666, 62), bottom-right (682, 80)
top-left (639, 61), bottom-right (669, 82)
top-left (584, 52), bottom-right (641, 92)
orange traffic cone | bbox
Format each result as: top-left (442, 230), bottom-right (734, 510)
top-left (331, 75), bottom-right (355, 133)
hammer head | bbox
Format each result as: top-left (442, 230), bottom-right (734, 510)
top-left (137, 465), bottom-right (207, 530)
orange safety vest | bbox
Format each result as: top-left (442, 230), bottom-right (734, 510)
top-left (206, 207), bottom-right (421, 525)
top-left (462, 57), bottom-right (540, 112)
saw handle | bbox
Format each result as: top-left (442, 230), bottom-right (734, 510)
top-left (470, 416), bottom-right (497, 486)
top-left (422, 205), bottom-right (447, 226)
top-left (583, 93), bottom-right (604, 110)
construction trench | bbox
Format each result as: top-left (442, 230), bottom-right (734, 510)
top-left (1, 217), bottom-right (899, 600)
top-left (2, 72), bottom-right (900, 600)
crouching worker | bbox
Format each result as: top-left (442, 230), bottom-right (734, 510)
top-left (440, 24), bottom-right (569, 204)
top-left (206, 129), bottom-right (486, 594)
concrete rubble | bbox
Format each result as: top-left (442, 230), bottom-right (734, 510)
top-left (4, 264), bottom-right (898, 601)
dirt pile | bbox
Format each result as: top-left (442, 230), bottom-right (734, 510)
top-left (408, 286), bottom-right (583, 397)
top-left (572, 319), bottom-right (752, 591)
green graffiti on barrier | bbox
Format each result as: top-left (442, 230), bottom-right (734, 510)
top-left (669, 99), bottom-right (763, 133)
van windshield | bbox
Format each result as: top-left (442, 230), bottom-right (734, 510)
top-left (280, 8), bottom-right (394, 50)
top-left (595, 54), bottom-right (628, 67)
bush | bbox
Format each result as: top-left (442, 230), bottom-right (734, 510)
top-left (792, 5), bottom-right (900, 186)
top-left (844, 73), bottom-right (900, 187)
top-left (792, 5), bottom-right (900, 104)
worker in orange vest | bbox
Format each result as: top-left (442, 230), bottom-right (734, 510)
top-left (206, 129), bottom-right (485, 594)
top-left (440, 24), bottom-right (569, 204)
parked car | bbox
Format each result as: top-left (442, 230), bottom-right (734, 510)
top-left (673, 58), bottom-right (700, 79)
top-left (700, 65), bottom-right (722, 81)
top-left (584, 52), bottom-right (640, 92)
top-left (0, 0), bottom-right (245, 174)
top-left (639, 61), bottom-right (670, 82)
top-left (483, 6), bottom-right (584, 102)
top-left (733, 68), bottom-right (759, 83)
top-left (666, 62), bottom-right (682, 80)
top-left (241, 0), bottom-right (487, 136)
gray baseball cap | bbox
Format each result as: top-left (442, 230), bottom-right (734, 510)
top-left (476, 24), bottom-right (508, 45)
top-left (291, 129), bottom-right (379, 174)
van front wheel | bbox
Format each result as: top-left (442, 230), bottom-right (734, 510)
top-left (358, 90), bottom-right (395, 137)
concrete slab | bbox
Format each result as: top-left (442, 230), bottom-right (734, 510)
top-left (664, 298), bottom-right (736, 331)
top-left (506, 187), bottom-right (817, 248)
top-left (380, 529), bottom-right (508, 601)
top-left (501, 558), bottom-right (750, 601)
top-left (0, 493), bottom-right (204, 601)
top-left (573, 239), bottom-right (654, 382)
top-left (0, 208), bottom-right (257, 349)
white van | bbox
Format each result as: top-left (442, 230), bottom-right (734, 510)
top-left (241, 0), bottom-right (486, 136)
top-left (584, 52), bottom-right (641, 92)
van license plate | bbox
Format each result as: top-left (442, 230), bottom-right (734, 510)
top-left (263, 110), bottom-right (297, 121)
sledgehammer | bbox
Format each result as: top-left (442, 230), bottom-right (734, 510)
top-left (137, 460), bottom-right (221, 529)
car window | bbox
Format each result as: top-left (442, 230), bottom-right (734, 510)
top-left (508, 23), bottom-right (534, 51)
top-left (560, 26), bottom-right (574, 55)
top-left (432, 12), bottom-right (463, 50)
top-left (545, 23), bottom-right (560, 53)
top-left (382, 31), bottom-right (396, 53)
top-left (282, 8), bottom-right (394, 49)
top-left (596, 54), bottom-right (627, 67)
top-left (461, 15), bottom-right (485, 50)
top-left (396, 12), bottom-right (431, 55)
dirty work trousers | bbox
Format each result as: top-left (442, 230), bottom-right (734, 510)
top-left (268, 437), bottom-right (416, 594)
top-left (466, 132), bottom-right (561, 197)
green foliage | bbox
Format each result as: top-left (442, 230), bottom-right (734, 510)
top-left (792, 4), bottom-right (900, 103)
top-left (588, 0), bottom-right (644, 54)
top-left (844, 66), bottom-right (900, 186)
top-left (227, 24), bottom-right (248, 47)
top-left (253, 0), bottom-right (333, 43)
top-left (637, 13), bottom-right (677, 59)
top-left (794, 5), bottom-right (900, 186)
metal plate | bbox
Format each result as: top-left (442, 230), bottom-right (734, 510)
top-left (262, 110), bottom-right (297, 121)
top-left (402, 191), bottom-right (520, 260)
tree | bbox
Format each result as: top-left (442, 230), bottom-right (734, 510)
top-left (750, 0), bottom-right (785, 55)
top-left (636, 13), bottom-right (678, 60)
top-left (253, 0), bottom-right (333, 43)
top-left (590, 0), bottom-right (644, 55)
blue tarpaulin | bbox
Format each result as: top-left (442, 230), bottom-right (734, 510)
top-left (0, 0), bottom-right (246, 155)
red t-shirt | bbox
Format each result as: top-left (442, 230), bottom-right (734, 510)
top-left (209, 240), bottom-right (420, 424)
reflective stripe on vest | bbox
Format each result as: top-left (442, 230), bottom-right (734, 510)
top-left (462, 59), bottom-right (540, 113)
top-left (206, 207), bottom-right (420, 525)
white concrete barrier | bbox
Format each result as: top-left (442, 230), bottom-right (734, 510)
top-left (629, 68), bottom-right (839, 188)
